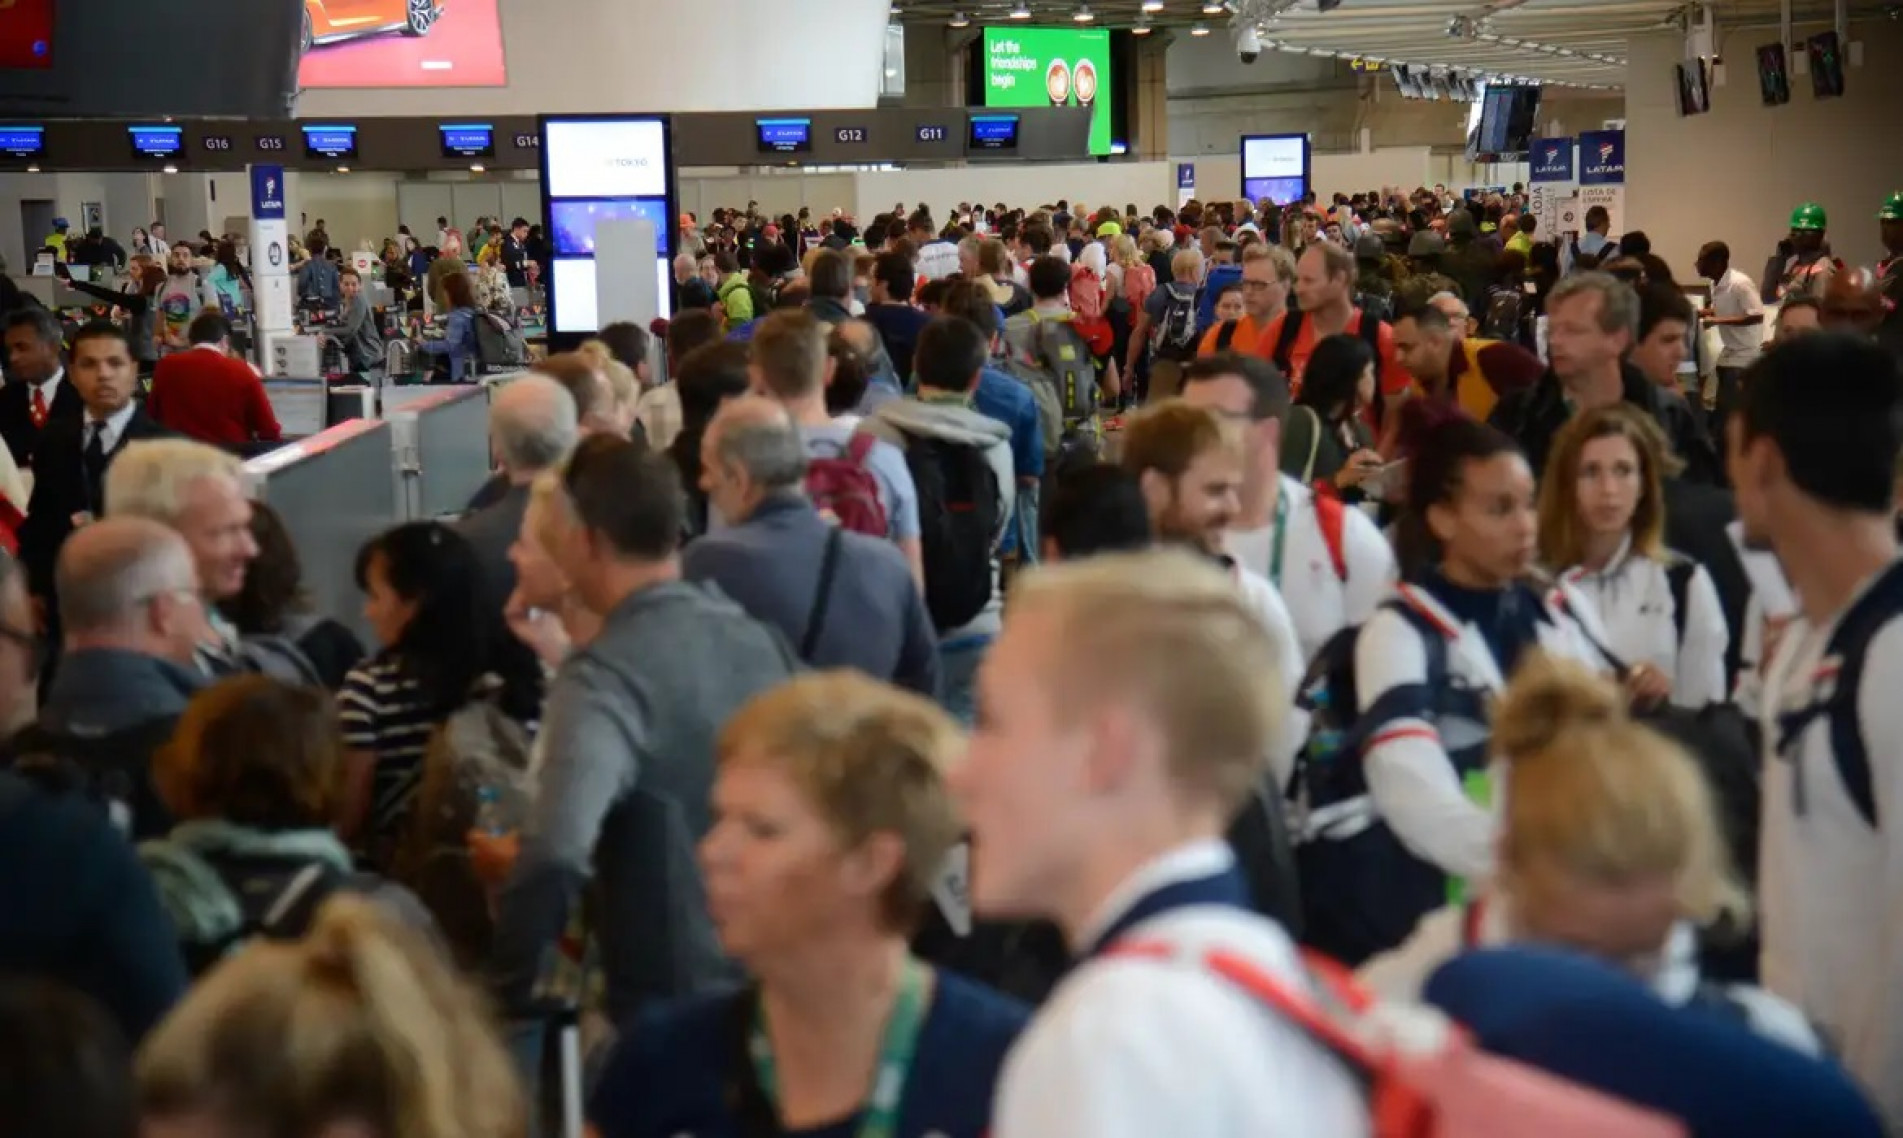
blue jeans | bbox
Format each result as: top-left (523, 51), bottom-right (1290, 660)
top-left (938, 636), bottom-right (993, 727)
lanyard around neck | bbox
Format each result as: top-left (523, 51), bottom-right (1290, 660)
top-left (749, 958), bottom-right (931, 1138)
top-left (1267, 487), bottom-right (1292, 588)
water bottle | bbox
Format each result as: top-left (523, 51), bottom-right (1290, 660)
top-left (473, 785), bottom-right (509, 837)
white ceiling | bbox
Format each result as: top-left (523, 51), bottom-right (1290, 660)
top-left (897, 0), bottom-right (1903, 89)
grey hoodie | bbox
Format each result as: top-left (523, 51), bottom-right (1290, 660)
top-left (859, 397), bottom-right (1015, 644)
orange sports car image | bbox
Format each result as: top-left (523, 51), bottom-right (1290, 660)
top-left (296, 0), bottom-right (506, 89)
top-left (302, 0), bottom-right (442, 54)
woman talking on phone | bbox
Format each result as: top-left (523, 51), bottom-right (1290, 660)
top-left (1537, 405), bottom-right (1728, 709)
top-left (587, 672), bottom-right (1028, 1138)
top-left (1280, 332), bottom-right (1382, 497)
top-left (1297, 412), bottom-right (1609, 966)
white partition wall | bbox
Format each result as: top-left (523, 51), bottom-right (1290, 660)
top-left (852, 162), bottom-right (1176, 219)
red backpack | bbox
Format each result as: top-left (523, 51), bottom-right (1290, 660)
top-left (1109, 940), bottom-right (1686, 1138)
top-left (805, 433), bottom-right (889, 537)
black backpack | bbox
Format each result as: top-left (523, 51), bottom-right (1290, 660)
top-left (3, 718), bottom-right (181, 841)
top-left (180, 852), bottom-right (358, 976)
top-left (901, 434), bottom-right (1001, 633)
top-left (1152, 282), bottom-right (1201, 361)
top-left (1271, 309), bottom-right (1384, 389)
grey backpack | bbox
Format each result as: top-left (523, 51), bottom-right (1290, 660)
top-left (472, 311), bottom-right (529, 371)
top-left (1005, 316), bottom-right (1098, 459)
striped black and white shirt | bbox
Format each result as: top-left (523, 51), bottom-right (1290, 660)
top-left (337, 655), bottom-right (439, 845)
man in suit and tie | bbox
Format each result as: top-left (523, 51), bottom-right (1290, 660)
top-left (19, 322), bottom-right (174, 608)
top-left (1, 307), bottom-right (83, 472)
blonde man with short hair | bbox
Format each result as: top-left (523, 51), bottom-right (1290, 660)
top-left (105, 439), bottom-right (255, 605)
top-left (954, 550), bottom-right (1367, 1138)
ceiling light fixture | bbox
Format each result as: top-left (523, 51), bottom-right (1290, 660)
top-left (1133, 16), bottom-right (1153, 33)
top-left (1141, 0), bottom-right (1164, 10)
top-left (1202, 0), bottom-right (1224, 12)
top-left (1009, 0), bottom-right (1031, 16)
top-left (1073, 3), bottom-right (1095, 21)
top-left (949, 10), bottom-right (970, 25)
top-left (1190, 21), bottom-right (1211, 35)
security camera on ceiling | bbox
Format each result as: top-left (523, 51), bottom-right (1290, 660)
top-left (1237, 24), bottom-right (1263, 63)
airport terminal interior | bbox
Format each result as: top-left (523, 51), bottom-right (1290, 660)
top-left (2, 0), bottom-right (1903, 1135)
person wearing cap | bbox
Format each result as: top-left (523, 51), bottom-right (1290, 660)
top-left (1351, 234), bottom-right (1395, 323)
top-left (1878, 192), bottom-right (1903, 330)
top-left (1442, 209), bottom-right (1495, 309)
top-left (1762, 202), bottom-right (1838, 303)
top-left (43, 218), bottom-right (70, 262)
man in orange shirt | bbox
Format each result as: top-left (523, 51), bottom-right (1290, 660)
top-left (1196, 243), bottom-right (1294, 357)
top-left (1251, 242), bottom-right (1412, 427)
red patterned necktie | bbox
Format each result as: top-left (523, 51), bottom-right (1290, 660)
top-left (28, 387), bottom-right (46, 430)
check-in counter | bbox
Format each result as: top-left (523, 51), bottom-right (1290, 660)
top-left (384, 384), bottom-right (493, 521)
top-left (241, 418), bottom-right (397, 642)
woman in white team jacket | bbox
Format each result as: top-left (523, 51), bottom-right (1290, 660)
top-left (1360, 654), bottom-right (1818, 1055)
top-left (1537, 403), bottom-right (1730, 708)
top-left (1296, 415), bottom-right (1608, 965)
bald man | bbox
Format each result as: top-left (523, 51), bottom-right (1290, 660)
top-left (683, 394), bottom-right (936, 693)
top-left (32, 517), bottom-right (208, 838)
top-left (831, 317), bottom-right (903, 416)
top-left (1820, 266), bottom-right (1890, 340)
top-left (457, 374), bottom-right (579, 606)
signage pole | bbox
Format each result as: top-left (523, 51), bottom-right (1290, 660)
top-left (248, 164), bottom-right (295, 375)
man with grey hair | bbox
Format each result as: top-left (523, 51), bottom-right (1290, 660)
top-left (1488, 271), bottom-right (1720, 483)
top-left (27, 517), bottom-right (208, 839)
top-left (456, 374), bottom-right (578, 605)
top-left (683, 394), bottom-right (937, 694)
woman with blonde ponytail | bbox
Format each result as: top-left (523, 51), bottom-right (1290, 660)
top-left (1358, 653), bottom-right (1818, 1055)
top-left (136, 895), bottom-right (525, 1138)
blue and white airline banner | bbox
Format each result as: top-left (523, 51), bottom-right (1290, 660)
top-left (1177, 162), bottom-right (1195, 206)
top-left (248, 163), bottom-right (294, 356)
top-left (1576, 129), bottom-right (1626, 236)
top-left (1527, 137), bottom-right (1577, 237)
top-left (1530, 137), bottom-right (1575, 183)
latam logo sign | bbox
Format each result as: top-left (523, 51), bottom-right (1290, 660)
top-left (1530, 138), bottom-right (1575, 183)
top-left (250, 164), bottom-right (287, 221)
top-left (1578, 129), bottom-right (1625, 186)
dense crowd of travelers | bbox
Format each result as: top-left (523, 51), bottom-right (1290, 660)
top-left (0, 181), bottom-right (1901, 1138)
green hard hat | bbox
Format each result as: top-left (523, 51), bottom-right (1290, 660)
top-left (1881, 192), bottom-right (1903, 222)
top-left (1790, 202), bottom-right (1827, 231)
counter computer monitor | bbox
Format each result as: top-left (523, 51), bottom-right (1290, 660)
top-left (755, 117), bottom-right (812, 155)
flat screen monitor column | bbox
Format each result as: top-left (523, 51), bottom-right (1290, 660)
top-left (1239, 133), bottom-right (1310, 209)
top-left (538, 114), bottom-right (676, 344)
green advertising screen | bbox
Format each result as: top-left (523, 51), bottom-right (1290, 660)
top-left (982, 27), bottom-right (1112, 156)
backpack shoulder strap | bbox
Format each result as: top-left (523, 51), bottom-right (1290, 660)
top-left (1809, 561), bottom-right (1903, 826)
top-left (846, 430), bottom-right (878, 465)
top-left (1356, 311), bottom-right (1383, 383)
top-left (801, 527), bottom-right (845, 660)
top-left (1311, 489), bottom-right (1349, 583)
top-left (1297, 406), bottom-right (1325, 485)
top-left (1108, 940), bottom-right (1382, 1082)
top-left (256, 859), bottom-right (348, 940)
top-left (1664, 553), bottom-right (1696, 647)
top-left (1272, 312), bottom-right (1304, 376)
top-left (1215, 319), bottom-right (1240, 352)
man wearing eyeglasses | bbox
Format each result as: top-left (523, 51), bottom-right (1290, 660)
top-left (12, 517), bottom-right (209, 841)
top-left (1196, 244), bottom-right (1293, 359)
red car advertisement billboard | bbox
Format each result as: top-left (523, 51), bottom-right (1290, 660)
top-left (298, 0), bottom-right (506, 88)
top-left (0, 0), bottom-right (56, 69)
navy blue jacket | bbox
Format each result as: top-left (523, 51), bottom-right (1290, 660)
top-left (0, 770), bottom-right (187, 1041)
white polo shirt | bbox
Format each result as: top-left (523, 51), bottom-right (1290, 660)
top-left (991, 841), bottom-right (1370, 1138)
top-left (1561, 539), bottom-right (1730, 710)
top-left (1223, 476), bottom-right (1397, 664)
top-left (1758, 563), bottom-right (1903, 1127)
top-left (1710, 266), bottom-right (1766, 369)
top-left (1231, 561), bottom-right (1312, 786)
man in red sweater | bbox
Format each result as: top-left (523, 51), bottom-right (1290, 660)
top-left (146, 312), bottom-right (282, 449)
